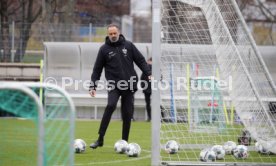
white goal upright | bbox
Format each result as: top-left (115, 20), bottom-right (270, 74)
top-left (152, 0), bottom-right (276, 165)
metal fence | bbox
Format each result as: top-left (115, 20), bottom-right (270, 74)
top-left (0, 21), bottom-right (275, 62)
top-left (1, 22), bottom-right (108, 62)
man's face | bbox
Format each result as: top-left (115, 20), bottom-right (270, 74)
top-left (108, 26), bottom-right (120, 43)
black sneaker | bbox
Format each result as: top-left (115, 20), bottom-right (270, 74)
top-left (90, 140), bottom-right (104, 149)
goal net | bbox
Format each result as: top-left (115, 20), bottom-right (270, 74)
top-left (0, 82), bottom-right (75, 166)
top-left (189, 77), bottom-right (226, 133)
top-left (154, 0), bottom-right (276, 165)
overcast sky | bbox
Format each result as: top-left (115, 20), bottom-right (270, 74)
top-left (131, 0), bottom-right (151, 16)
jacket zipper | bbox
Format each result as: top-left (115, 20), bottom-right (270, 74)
top-left (117, 47), bottom-right (125, 80)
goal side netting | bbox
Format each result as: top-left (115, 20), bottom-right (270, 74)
top-left (153, 0), bottom-right (276, 165)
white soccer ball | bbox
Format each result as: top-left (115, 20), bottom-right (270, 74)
top-left (223, 141), bottom-right (237, 155)
top-left (211, 145), bottom-right (225, 160)
top-left (255, 141), bottom-right (271, 154)
top-left (199, 148), bottom-right (216, 162)
top-left (74, 139), bottom-right (86, 153)
top-left (114, 140), bottom-right (128, 154)
top-left (126, 143), bottom-right (141, 157)
top-left (233, 145), bottom-right (249, 159)
top-left (164, 140), bottom-right (179, 154)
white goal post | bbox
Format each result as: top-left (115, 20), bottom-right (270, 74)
top-left (152, 0), bottom-right (276, 165)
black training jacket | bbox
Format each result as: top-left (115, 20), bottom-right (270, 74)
top-left (90, 34), bottom-right (151, 91)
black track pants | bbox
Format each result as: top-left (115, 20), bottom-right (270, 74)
top-left (98, 89), bottom-right (134, 141)
top-left (144, 92), bottom-right (151, 120)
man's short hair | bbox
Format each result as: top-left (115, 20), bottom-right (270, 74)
top-left (107, 24), bottom-right (120, 30)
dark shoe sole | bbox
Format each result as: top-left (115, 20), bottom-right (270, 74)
top-left (90, 142), bottom-right (103, 149)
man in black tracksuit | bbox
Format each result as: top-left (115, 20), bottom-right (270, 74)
top-left (140, 57), bottom-right (152, 121)
top-left (89, 24), bottom-right (151, 149)
top-left (141, 57), bottom-right (166, 122)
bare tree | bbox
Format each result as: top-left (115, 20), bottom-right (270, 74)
top-left (0, 0), bottom-right (41, 62)
top-left (76, 0), bottom-right (129, 24)
top-left (14, 0), bottom-right (42, 62)
top-left (0, 0), bottom-right (11, 62)
top-left (253, 0), bottom-right (276, 45)
top-left (238, 0), bottom-right (276, 45)
top-left (42, 0), bottom-right (75, 42)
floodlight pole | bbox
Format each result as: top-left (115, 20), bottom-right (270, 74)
top-left (151, 0), bottom-right (161, 165)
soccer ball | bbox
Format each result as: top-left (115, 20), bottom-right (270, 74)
top-left (74, 139), bottom-right (86, 153)
top-left (233, 145), bottom-right (249, 159)
top-left (199, 148), bottom-right (216, 162)
top-left (211, 145), bottom-right (225, 160)
top-left (114, 140), bottom-right (128, 154)
top-left (255, 141), bottom-right (271, 154)
top-left (223, 141), bottom-right (237, 155)
top-left (164, 140), bottom-right (179, 154)
top-left (126, 143), bottom-right (141, 157)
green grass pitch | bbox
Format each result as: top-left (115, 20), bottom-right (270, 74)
top-left (1, 119), bottom-right (276, 165)
top-left (0, 119), bottom-right (152, 166)
top-left (74, 120), bottom-right (152, 166)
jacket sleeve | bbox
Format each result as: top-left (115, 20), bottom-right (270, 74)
top-left (131, 43), bottom-right (151, 76)
top-left (90, 48), bottom-right (105, 90)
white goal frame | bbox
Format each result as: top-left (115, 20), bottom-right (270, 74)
top-left (0, 82), bottom-right (75, 166)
